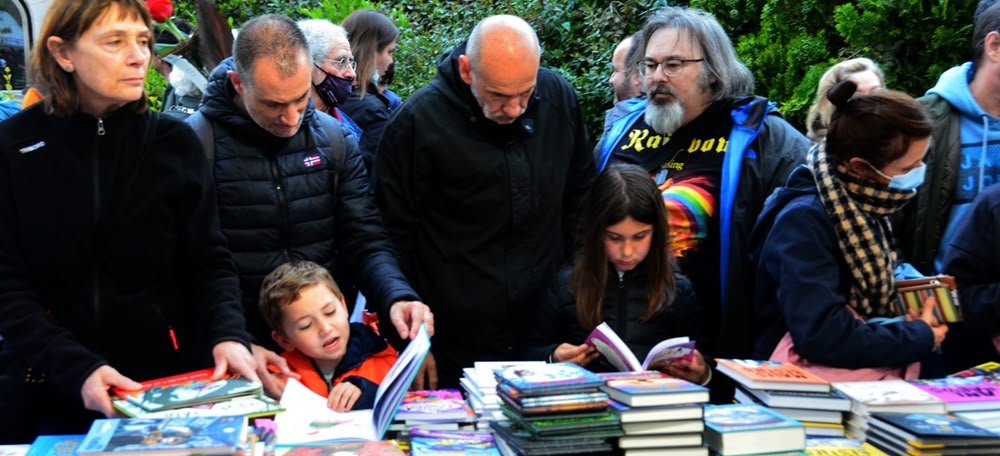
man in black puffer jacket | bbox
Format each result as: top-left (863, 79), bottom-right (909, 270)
top-left (187, 15), bottom-right (434, 397)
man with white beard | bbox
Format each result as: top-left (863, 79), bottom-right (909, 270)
top-left (594, 6), bottom-right (808, 402)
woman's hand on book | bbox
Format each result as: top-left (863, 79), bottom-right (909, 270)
top-left (81, 364), bottom-right (141, 417)
top-left (909, 296), bottom-right (948, 350)
top-left (211, 341), bottom-right (259, 383)
top-left (327, 381), bottom-right (361, 412)
top-left (389, 300), bottom-right (435, 340)
top-left (551, 343), bottom-right (600, 366)
top-left (656, 349), bottom-right (710, 385)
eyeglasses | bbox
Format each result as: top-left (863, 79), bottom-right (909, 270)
top-left (323, 57), bottom-right (357, 72)
top-left (637, 57), bottom-right (704, 78)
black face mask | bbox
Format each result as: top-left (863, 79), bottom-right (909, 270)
top-left (313, 64), bottom-right (354, 108)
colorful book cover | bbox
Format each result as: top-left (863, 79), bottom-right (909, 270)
top-left (907, 376), bottom-right (1000, 411)
top-left (600, 373), bottom-right (709, 407)
top-left (832, 380), bottom-right (946, 414)
top-left (584, 322), bottom-right (695, 372)
top-left (394, 389), bottom-right (473, 422)
top-left (76, 415), bottom-right (247, 455)
top-left (716, 359), bottom-right (831, 393)
top-left (493, 362), bottom-right (605, 395)
top-left (950, 361), bottom-right (1000, 378)
top-left (894, 275), bottom-right (961, 323)
top-left (804, 437), bottom-right (887, 455)
top-left (497, 390), bottom-right (609, 416)
top-left (872, 412), bottom-right (1000, 441)
top-left (704, 404), bottom-right (802, 433)
top-left (409, 430), bottom-right (500, 456)
top-left (500, 405), bottom-right (620, 436)
top-left (274, 441), bottom-right (406, 455)
top-left (112, 368), bottom-right (262, 412)
top-left (24, 435), bottom-right (85, 456)
top-left (113, 392), bottom-right (284, 419)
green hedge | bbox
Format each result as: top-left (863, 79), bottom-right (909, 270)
top-left (173, 0), bottom-right (982, 141)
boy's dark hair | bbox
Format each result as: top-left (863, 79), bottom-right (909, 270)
top-left (572, 163), bottom-right (675, 329)
top-left (259, 260), bottom-right (344, 333)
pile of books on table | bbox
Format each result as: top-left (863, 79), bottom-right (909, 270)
top-left (719, 358), bottom-right (849, 438)
top-left (703, 403), bottom-right (806, 455)
top-left (489, 362), bottom-right (623, 455)
top-left (110, 368), bottom-right (284, 419)
top-left (389, 388), bottom-right (476, 432)
top-left (599, 370), bottom-right (709, 455)
top-left (461, 361), bottom-right (546, 426)
top-left (865, 411), bottom-right (1000, 455)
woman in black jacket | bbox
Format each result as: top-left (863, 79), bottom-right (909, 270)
top-left (0, 0), bottom-right (256, 441)
top-left (525, 164), bottom-right (711, 385)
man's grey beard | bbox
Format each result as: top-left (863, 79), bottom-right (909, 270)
top-left (645, 99), bottom-right (684, 135)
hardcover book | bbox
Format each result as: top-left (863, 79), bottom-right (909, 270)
top-left (113, 392), bottom-right (284, 419)
top-left (500, 405), bottom-right (620, 436)
top-left (907, 376), bottom-right (1000, 412)
top-left (804, 437), bottom-right (887, 455)
top-left (493, 362), bottom-right (605, 396)
top-left (621, 418), bottom-right (704, 435)
top-left (832, 380), bottom-right (947, 415)
top-left (273, 441), bottom-right (406, 455)
top-left (24, 435), bottom-right (85, 456)
top-left (409, 429), bottom-right (501, 456)
top-left (585, 322), bottom-right (695, 372)
top-left (608, 400), bottom-right (704, 423)
top-left (76, 415), bottom-right (248, 455)
top-left (497, 389), bottom-right (609, 416)
top-left (111, 368), bottom-right (262, 412)
top-left (894, 275), bottom-right (961, 323)
top-left (598, 371), bottom-right (709, 407)
top-left (740, 386), bottom-right (852, 411)
top-left (868, 412), bottom-right (1000, 448)
top-left (703, 404), bottom-right (806, 455)
top-left (949, 361), bottom-right (1000, 379)
top-left (394, 389), bottom-right (473, 422)
top-left (274, 324), bottom-right (431, 446)
top-left (617, 432), bottom-right (702, 449)
top-left (716, 359), bottom-right (831, 393)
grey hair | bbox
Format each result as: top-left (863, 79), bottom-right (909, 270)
top-left (297, 19), bottom-right (350, 65)
top-left (466, 14), bottom-right (540, 66)
top-left (641, 6), bottom-right (754, 100)
top-left (233, 14), bottom-right (308, 87)
top-left (623, 31), bottom-right (644, 86)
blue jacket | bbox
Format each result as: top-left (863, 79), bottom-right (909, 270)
top-left (943, 183), bottom-right (1000, 338)
top-left (595, 97), bottom-right (808, 361)
top-left (750, 166), bottom-right (935, 367)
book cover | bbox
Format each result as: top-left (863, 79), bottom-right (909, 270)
top-left (804, 437), bottom-right (887, 455)
top-left (497, 390), bottom-right (609, 416)
top-left (394, 389), bottom-right (473, 422)
top-left (832, 380), bottom-right (947, 414)
top-left (112, 368), bottom-right (262, 412)
top-left (472, 361), bottom-right (545, 389)
top-left (608, 400), bottom-right (704, 423)
top-left (894, 275), bottom-right (962, 323)
top-left (113, 392), bottom-right (284, 419)
top-left (584, 322), bottom-right (695, 372)
top-left (273, 440), bottom-right (406, 455)
top-left (716, 359), bottom-right (831, 393)
top-left (742, 386), bottom-right (852, 411)
top-left (409, 430), bottom-right (501, 455)
top-left (870, 412), bottom-right (1000, 446)
top-left (274, 324), bottom-right (431, 446)
top-left (24, 435), bottom-right (85, 456)
top-left (493, 362), bottom-right (605, 396)
top-left (703, 404), bottom-right (806, 455)
top-left (600, 372), bottom-right (709, 407)
top-left (500, 405), bottom-right (620, 436)
top-left (0, 445), bottom-right (28, 456)
top-left (950, 361), bottom-right (1000, 379)
top-left (76, 415), bottom-right (247, 455)
top-left (907, 376), bottom-right (1000, 412)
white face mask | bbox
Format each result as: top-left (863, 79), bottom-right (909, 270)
top-left (371, 71), bottom-right (380, 87)
top-left (868, 162), bottom-right (927, 191)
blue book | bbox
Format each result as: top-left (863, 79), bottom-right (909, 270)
top-left (868, 412), bottom-right (1000, 449)
top-left (410, 430), bottom-right (501, 456)
top-left (24, 435), bottom-right (85, 456)
top-left (76, 415), bottom-right (247, 455)
top-left (493, 362), bottom-right (605, 396)
top-left (704, 404), bottom-right (806, 455)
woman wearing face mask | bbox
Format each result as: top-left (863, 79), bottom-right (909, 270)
top-left (341, 9), bottom-right (399, 187)
top-left (298, 19), bottom-right (363, 141)
top-left (748, 80), bottom-right (948, 381)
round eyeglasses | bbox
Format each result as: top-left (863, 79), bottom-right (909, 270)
top-left (323, 57), bottom-right (357, 72)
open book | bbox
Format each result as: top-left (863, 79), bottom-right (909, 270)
top-left (895, 275), bottom-right (962, 323)
top-left (274, 323), bottom-right (431, 445)
top-left (584, 322), bottom-right (695, 372)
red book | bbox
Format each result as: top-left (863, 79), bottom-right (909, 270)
top-left (715, 359), bottom-right (830, 393)
top-left (111, 368), bottom-right (262, 412)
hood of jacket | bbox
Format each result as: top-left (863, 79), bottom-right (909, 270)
top-left (201, 57), bottom-right (318, 146)
top-left (926, 62), bottom-right (988, 122)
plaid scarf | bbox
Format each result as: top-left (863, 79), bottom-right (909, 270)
top-left (808, 145), bottom-right (916, 317)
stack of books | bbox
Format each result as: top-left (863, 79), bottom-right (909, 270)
top-left (75, 415), bottom-right (251, 455)
top-left (110, 368), bottom-right (284, 419)
top-left (389, 389), bottom-right (476, 432)
top-left (830, 380), bottom-right (946, 439)
top-left (703, 404), bottom-right (806, 455)
top-left (488, 362), bottom-right (622, 455)
top-left (598, 371), bottom-right (709, 455)
top-left (865, 411), bottom-right (1000, 455)
top-left (717, 359), bottom-right (848, 438)
top-left (460, 361), bottom-right (546, 425)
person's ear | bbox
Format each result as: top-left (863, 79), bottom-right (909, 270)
top-left (986, 31), bottom-right (1000, 62)
top-left (228, 70), bottom-right (245, 96)
top-left (272, 330), bottom-right (295, 352)
top-left (847, 156), bottom-right (886, 183)
top-left (458, 55), bottom-right (473, 85)
top-left (47, 36), bottom-right (74, 72)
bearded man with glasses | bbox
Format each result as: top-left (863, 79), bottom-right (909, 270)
top-left (594, 6), bottom-right (808, 403)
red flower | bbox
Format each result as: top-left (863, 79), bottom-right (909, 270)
top-left (146, 0), bottom-right (174, 23)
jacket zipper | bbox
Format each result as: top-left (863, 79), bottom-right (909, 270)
top-left (91, 119), bottom-right (103, 322)
top-left (271, 160), bottom-right (291, 260)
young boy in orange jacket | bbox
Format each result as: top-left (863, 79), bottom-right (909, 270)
top-left (259, 261), bottom-right (397, 411)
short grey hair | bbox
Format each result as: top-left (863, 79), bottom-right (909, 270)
top-left (642, 6), bottom-right (754, 100)
top-left (297, 19), bottom-right (349, 65)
